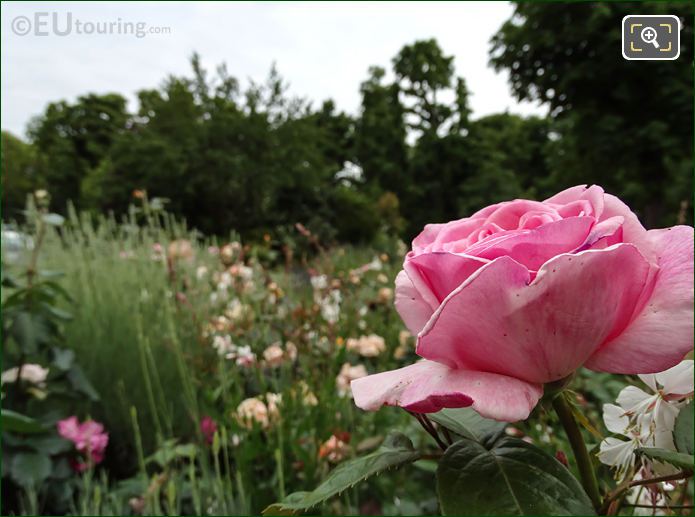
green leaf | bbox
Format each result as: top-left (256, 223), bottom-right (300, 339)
top-left (52, 348), bottom-right (75, 371)
top-left (147, 441), bottom-right (198, 467)
top-left (436, 436), bottom-right (596, 516)
top-left (263, 432), bottom-right (421, 515)
top-left (40, 280), bottom-right (74, 302)
top-left (2, 410), bottom-right (47, 434)
top-left (674, 403), bottom-right (694, 455)
top-left (67, 365), bottom-right (99, 401)
top-left (10, 452), bottom-right (52, 488)
top-left (25, 435), bottom-right (73, 455)
top-left (40, 302), bottom-right (73, 322)
top-left (42, 213), bottom-right (65, 226)
top-left (429, 407), bottom-right (505, 441)
top-left (9, 312), bottom-right (50, 354)
top-left (637, 448), bottom-right (694, 470)
top-left (38, 270), bottom-right (65, 279)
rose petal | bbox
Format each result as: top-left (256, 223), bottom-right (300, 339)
top-left (599, 193), bottom-right (654, 262)
top-left (417, 244), bottom-right (650, 384)
top-left (405, 252), bottom-right (488, 304)
top-left (579, 216), bottom-right (624, 250)
top-left (478, 199), bottom-right (561, 230)
top-left (463, 216), bottom-right (594, 271)
top-left (350, 359), bottom-right (542, 421)
top-left (544, 184), bottom-right (605, 219)
top-left (394, 270), bottom-right (436, 335)
top-left (586, 226), bottom-right (694, 374)
top-left (413, 217), bottom-right (485, 254)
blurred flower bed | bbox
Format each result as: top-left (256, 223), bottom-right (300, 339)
top-left (1, 195), bottom-right (691, 516)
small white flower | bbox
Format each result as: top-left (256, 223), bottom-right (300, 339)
top-left (598, 405), bottom-right (649, 480)
top-left (310, 275), bottom-right (328, 291)
top-left (233, 346), bottom-right (256, 367)
top-left (319, 290), bottom-right (342, 324)
top-left (599, 360), bottom-right (694, 480)
top-left (212, 335), bottom-right (235, 357)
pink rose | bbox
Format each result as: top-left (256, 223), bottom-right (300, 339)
top-left (352, 185), bottom-right (693, 421)
top-left (57, 416), bottom-right (109, 470)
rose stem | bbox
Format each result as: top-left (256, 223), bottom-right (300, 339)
top-left (407, 411), bottom-right (448, 451)
top-left (551, 391), bottom-right (602, 511)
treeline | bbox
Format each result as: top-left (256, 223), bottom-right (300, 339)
top-left (3, 2), bottom-right (692, 242)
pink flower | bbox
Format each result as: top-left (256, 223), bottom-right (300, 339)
top-left (200, 416), bottom-right (218, 445)
top-left (352, 185), bottom-right (694, 422)
top-left (57, 416), bottom-right (109, 470)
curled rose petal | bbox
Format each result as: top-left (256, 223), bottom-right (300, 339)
top-left (394, 270), bottom-right (436, 336)
top-left (404, 252), bottom-right (488, 305)
top-left (586, 226), bottom-right (694, 373)
top-left (417, 244), bottom-right (650, 384)
top-left (463, 216), bottom-right (594, 271)
top-left (350, 360), bottom-right (543, 421)
top-left (359, 185), bottom-right (693, 424)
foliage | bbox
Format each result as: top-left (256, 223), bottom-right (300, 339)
top-left (6, 17), bottom-right (690, 242)
top-left (264, 432), bottom-right (421, 515)
top-left (673, 403), bottom-right (693, 455)
top-left (1, 196), bottom-right (100, 514)
top-left (436, 435), bottom-right (596, 516)
top-left (490, 1), bottom-right (693, 227)
top-left (1, 131), bottom-right (41, 219)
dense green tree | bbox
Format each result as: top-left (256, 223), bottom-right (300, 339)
top-left (28, 94), bottom-right (128, 211)
top-left (1, 131), bottom-right (40, 219)
top-left (491, 1), bottom-right (693, 227)
top-left (355, 66), bottom-right (408, 195)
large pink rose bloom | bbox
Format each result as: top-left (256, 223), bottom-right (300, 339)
top-left (352, 185), bottom-right (694, 422)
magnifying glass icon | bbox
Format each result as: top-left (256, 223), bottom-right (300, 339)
top-left (641, 26), bottom-right (660, 48)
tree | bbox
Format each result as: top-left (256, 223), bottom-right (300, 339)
top-left (1, 132), bottom-right (40, 219)
top-left (28, 94), bottom-right (128, 211)
top-left (490, 1), bottom-right (693, 227)
top-left (355, 66), bottom-right (408, 196)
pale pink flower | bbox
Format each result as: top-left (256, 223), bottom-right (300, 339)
top-left (319, 434), bottom-right (350, 463)
top-left (346, 335), bottom-right (386, 357)
top-left (336, 363), bottom-right (368, 398)
top-left (352, 185), bottom-right (693, 422)
top-left (263, 344), bottom-right (285, 368)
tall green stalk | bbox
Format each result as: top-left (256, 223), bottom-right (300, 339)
top-left (552, 391), bottom-right (602, 511)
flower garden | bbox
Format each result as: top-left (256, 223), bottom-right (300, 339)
top-left (1, 186), bottom-right (692, 516)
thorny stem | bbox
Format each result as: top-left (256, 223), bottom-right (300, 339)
top-left (552, 391), bottom-right (602, 512)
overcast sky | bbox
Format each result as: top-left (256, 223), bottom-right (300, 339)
top-left (1, 1), bottom-right (546, 138)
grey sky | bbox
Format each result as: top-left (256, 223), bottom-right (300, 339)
top-left (1, 1), bottom-right (545, 138)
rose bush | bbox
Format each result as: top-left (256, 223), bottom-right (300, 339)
top-left (352, 185), bottom-right (694, 421)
